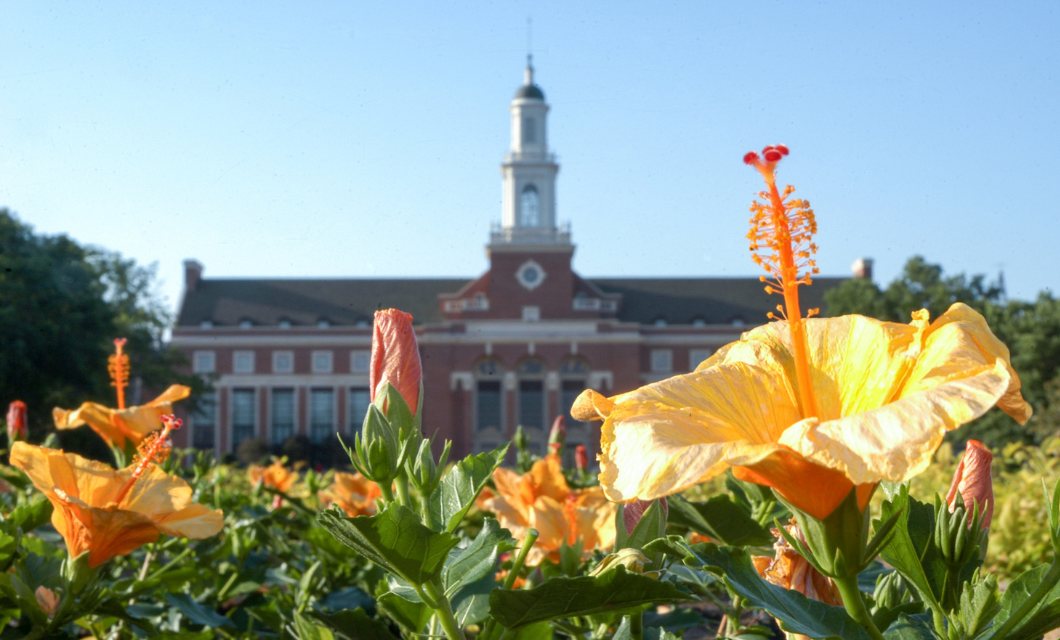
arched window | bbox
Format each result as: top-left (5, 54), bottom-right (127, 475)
top-left (519, 185), bottom-right (540, 227)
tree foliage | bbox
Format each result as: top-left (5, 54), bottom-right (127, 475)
top-left (0, 208), bottom-right (203, 448)
top-left (825, 255), bottom-right (1060, 446)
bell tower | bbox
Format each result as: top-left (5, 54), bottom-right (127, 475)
top-left (494, 56), bottom-right (565, 247)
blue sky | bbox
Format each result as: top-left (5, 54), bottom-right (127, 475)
top-left (2, 2), bottom-right (1058, 317)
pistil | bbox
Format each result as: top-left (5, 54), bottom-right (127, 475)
top-left (112, 414), bottom-right (181, 506)
top-left (108, 338), bottom-right (129, 410)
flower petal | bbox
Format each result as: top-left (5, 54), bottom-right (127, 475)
top-left (599, 361), bottom-right (800, 502)
top-left (779, 359), bottom-right (1013, 484)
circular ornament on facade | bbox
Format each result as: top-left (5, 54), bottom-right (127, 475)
top-left (516, 260), bottom-right (546, 291)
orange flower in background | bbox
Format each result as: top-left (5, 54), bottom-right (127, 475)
top-left (6, 400), bottom-right (27, 441)
top-left (9, 417), bottom-right (222, 568)
top-left (480, 454), bottom-right (616, 565)
top-left (574, 147), bottom-right (1032, 520)
top-left (248, 461), bottom-right (298, 493)
top-left (754, 524), bottom-right (841, 640)
top-left (947, 439), bottom-right (995, 529)
top-left (370, 309), bottom-right (422, 414)
top-left (321, 471), bottom-right (382, 517)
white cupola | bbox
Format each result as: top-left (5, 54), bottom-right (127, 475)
top-left (493, 57), bottom-right (565, 247)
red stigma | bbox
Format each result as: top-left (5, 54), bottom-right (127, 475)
top-left (114, 338), bottom-right (127, 348)
top-left (763, 148), bottom-right (783, 162)
top-left (161, 414), bottom-right (182, 430)
top-left (775, 144), bottom-right (789, 156)
top-left (743, 151), bottom-right (760, 165)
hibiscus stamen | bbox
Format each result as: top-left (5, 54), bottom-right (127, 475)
top-left (113, 414), bottom-right (181, 505)
top-left (745, 146), bottom-right (821, 418)
top-left (108, 338), bottom-right (130, 410)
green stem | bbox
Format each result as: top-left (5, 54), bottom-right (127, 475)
top-left (629, 610), bottom-right (643, 640)
top-left (395, 475), bottom-right (412, 508)
top-left (727, 593), bottom-right (745, 636)
top-left (378, 481), bottom-right (395, 504)
top-left (421, 579), bottom-right (466, 640)
top-left (481, 529), bottom-right (540, 640)
top-left (145, 548), bottom-right (193, 582)
top-left (833, 574), bottom-right (886, 640)
top-left (988, 559), bottom-right (1060, 640)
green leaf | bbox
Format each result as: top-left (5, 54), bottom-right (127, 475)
top-left (875, 484), bottom-right (944, 613)
top-left (956, 575), bottom-right (999, 639)
top-left (882, 614), bottom-right (939, 640)
top-left (318, 503), bottom-right (459, 585)
top-left (375, 588), bottom-right (431, 635)
top-left (621, 500), bottom-right (667, 553)
top-left (984, 562), bottom-right (1060, 640)
top-left (510, 621), bottom-right (553, 640)
top-left (164, 593), bottom-right (235, 629)
top-left (667, 495), bottom-right (773, 547)
top-left (613, 616), bottom-right (681, 640)
top-left (295, 611), bottom-right (336, 640)
top-left (442, 518), bottom-right (515, 595)
top-left (429, 444), bottom-right (509, 532)
top-left (488, 565), bottom-right (690, 629)
top-left (306, 607), bottom-right (398, 640)
top-left (452, 572), bottom-right (497, 626)
top-left (650, 540), bottom-right (872, 640)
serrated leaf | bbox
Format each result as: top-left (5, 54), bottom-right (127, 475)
top-left (295, 611), bottom-right (336, 640)
top-left (983, 562), bottom-right (1060, 640)
top-left (655, 541), bottom-right (872, 640)
top-left (875, 484), bottom-right (944, 614)
top-left (882, 614), bottom-right (938, 639)
top-left (375, 589), bottom-right (431, 634)
top-left (306, 607), bottom-right (398, 640)
top-left (442, 518), bottom-right (515, 595)
top-left (0, 498), bottom-right (52, 535)
top-left (452, 571), bottom-right (497, 626)
top-left (164, 593), bottom-right (235, 629)
top-left (429, 444), bottom-right (509, 532)
top-left (488, 565), bottom-right (690, 629)
top-left (667, 495), bottom-right (773, 547)
top-left (318, 503), bottom-right (459, 585)
top-left (957, 575), bottom-right (998, 639)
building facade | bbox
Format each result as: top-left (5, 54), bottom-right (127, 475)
top-left (170, 61), bottom-right (849, 462)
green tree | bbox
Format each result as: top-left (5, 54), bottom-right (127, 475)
top-left (0, 208), bottom-right (203, 451)
top-left (825, 255), bottom-right (1059, 446)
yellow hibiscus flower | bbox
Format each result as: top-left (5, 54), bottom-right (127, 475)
top-left (573, 146), bottom-right (1031, 520)
top-left (9, 418), bottom-right (222, 567)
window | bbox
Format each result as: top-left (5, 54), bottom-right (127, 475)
top-left (239, 319), bottom-right (253, 329)
top-left (689, 349), bottom-right (714, 371)
top-left (318, 319), bottom-right (331, 328)
top-left (192, 391), bottom-right (216, 449)
top-left (231, 389), bottom-right (256, 451)
top-left (312, 351), bottom-right (333, 374)
top-left (310, 389), bottom-right (334, 444)
top-left (519, 185), bottom-right (540, 226)
top-left (522, 116), bottom-right (536, 144)
top-left (517, 358), bottom-right (546, 430)
top-left (350, 351), bottom-right (370, 373)
top-left (193, 351), bottom-right (216, 374)
top-left (522, 306), bottom-right (540, 322)
top-left (349, 387), bottom-right (371, 430)
top-left (651, 349), bottom-right (673, 373)
top-left (233, 351), bottom-right (255, 374)
top-left (273, 351), bottom-right (294, 374)
top-left (278, 319), bottom-right (292, 329)
top-left (654, 317), bottom-right (668, 327)
top-left (271, 389), bottom-right (295, 444)
top-left (200, 320), bottom-right (213, 329)
top-left (476, 380), bottom-right (502, 431)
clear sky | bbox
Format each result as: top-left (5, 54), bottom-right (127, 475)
top-left (3, 2), bottom-right (1058, 318)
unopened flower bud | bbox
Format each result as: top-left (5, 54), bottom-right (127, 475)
top-left (589, 548), bottom-right (660, 578)
top-left (946, 439), bottom-right (994, 529)
top-left (548, 415), bottom-right (566, 454)
top-left (575, 445), bottom-right (589, 473)
top-left (408, 437), bottom-right (450, 494)
top-left (624, 497), bottom-right (668, 534)
top-left (35, 586), bottom-right (59, 619)
top-left (514, 425), bottom-right (529, 451)
top-left (352, 405), bottom-right (403, 484)
top-left (371, 309), bottom-right (422, 419)
top-left (6, 400), bottom-right (27, 442)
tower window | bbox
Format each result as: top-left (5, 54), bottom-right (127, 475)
top-left (519, 185), bottom-right (540, 226)
top-left (522, 117), bottom-right (536, 144)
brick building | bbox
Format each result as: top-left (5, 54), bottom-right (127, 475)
top-left (169, 61), bottom-right (848, 461)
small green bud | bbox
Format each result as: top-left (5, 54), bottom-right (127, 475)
top-left (354, 405), bottom-right (403, 483)
top-left (588, 548), bottom-right (663, 579)
top-left (514, 425), bottom-right (529, 451)
top-left (872, 571), bottom-right (908, 611)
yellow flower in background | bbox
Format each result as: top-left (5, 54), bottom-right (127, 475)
top-left (9, 417), bottom-right (222, 568)
top-left (480, 454), bottom-right (616, 565)
top-left (53, 338), bottom-right (191, 449)
top-left (574, 146), bottom-right (1032, 520)
top-left (248, 461), bottom-right (298, 493)
top-left (321, 471), bottom-right (382, 517)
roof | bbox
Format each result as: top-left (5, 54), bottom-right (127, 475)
top-left (176, 278), bottom-right (470, 327)
top-left (514, 84), bottom-right (545, 100)
top-left (593, 277), bottom-right (846, 325)
top-left (176, 275), bottom-right (848, 328)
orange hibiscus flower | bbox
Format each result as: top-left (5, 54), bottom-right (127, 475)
top-left (248, 461), bottom-right (298, 493)
top-left (320, 471), bottom-right (382, 517)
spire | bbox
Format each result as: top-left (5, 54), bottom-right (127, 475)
top-left (525, 54), bottom-right (534, 86)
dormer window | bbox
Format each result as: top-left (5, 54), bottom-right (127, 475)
top-left (317, 319), bottom-right (331, 328)
top-left (200, 320), bottom-right (213, 329)
top-left (519, 185), bottom-right (540, 226)
top-left (278, 319), bottom-right (292, 329)
top-left (653, 317), bottom-right (668, 327)
top-left (239, 319), bottom-right (253, 329)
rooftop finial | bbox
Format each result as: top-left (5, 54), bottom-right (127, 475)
top-left (525, 17), bottom-right (534, 86)
top-left (525, 54), bottom-right (534, 86)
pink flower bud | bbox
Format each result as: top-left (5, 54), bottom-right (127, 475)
top-left (35, 586), bottom-right (59, 619)
top-left (548, 415), bottom-right (566, 453)
top-left (946, 439), bottom-right (994, 529)
top-left (370, 309), bottom-right (422, 414)
top-left (6, 401), bottom-right (26, 441)
top-left (575, 445), bottom-right (589, 472)
top-left (624, 497), bottom-right (668, 533)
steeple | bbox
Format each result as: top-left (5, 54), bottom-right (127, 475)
top-left (493, 60), bottom-right (565, 248)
